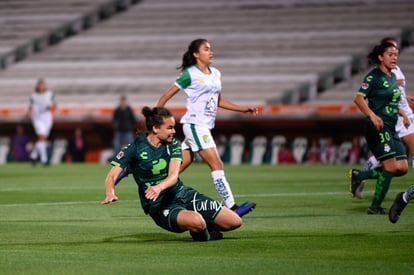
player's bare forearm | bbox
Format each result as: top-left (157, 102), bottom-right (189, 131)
top-left (354, 94), bottom-right (373, 118)
top-left (145, 159), bottom-right (180, 201)
top-left (218, 96), bottom-right (258, 115)
top-left (101, 166), bottom-right (121, 204)
top-left (157, 85), bottom-right (180, 107)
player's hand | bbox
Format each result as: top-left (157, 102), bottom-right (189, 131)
top-left (101, 194), bottom-right (118, 205)
top-left (245, 107), bottom-right (259, 116)
top-left (370, 115), bottom-right (383, 130)
top-left (145, 185), bottom-right (162, 201)
top-left (403, 116), bottom-right (410, 129)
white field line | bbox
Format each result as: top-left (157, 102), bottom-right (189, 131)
top-left (0, 192), bottom-right (348, 207)
top-left (0, 186), bottom-right (104, 192)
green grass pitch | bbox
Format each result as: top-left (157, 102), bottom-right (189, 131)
top-left (1, 163), bottom-right (413, 274)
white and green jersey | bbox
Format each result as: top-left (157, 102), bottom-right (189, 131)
top-left (174, 65), bottom-right (222, 129)
top-left (394, 66), bottom-right (412, 116)
top-left (29, 90), bottom-right (54, 119)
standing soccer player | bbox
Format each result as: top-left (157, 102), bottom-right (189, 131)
top-left (349, 41), bottom-right (409, 214)
top-left (357, 37), bottom-right (414, 198)
top-left (102, 106), bottom-right (242, 241)
top-left (156, 38), bottom-right (258, 217)
top-left (27, 78), bottom-right (56, 166)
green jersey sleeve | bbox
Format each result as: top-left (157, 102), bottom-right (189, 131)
top-left (175, 68), bottom-right (191, 89)
top-left (357, 73), bottom-right (376, 98)
top-left (169, 138), bottom-right (182, 161)
top-left (110, 142), bottom-right (135, 168)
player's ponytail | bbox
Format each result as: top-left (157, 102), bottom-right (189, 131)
top-left (177, 38), bottom-right (208, 71)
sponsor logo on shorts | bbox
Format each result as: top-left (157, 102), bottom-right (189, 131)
top-left (191, 192), bottom-right (223, 213)
top-left (193, 199), bottom-right (223, 212)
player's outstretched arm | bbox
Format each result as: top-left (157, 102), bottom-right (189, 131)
top-left (101, 166), bottom-right (122, 205)
top-left (157, 85), bottom-right (180, 107)
top-left (217, 94), bottom-right (258, 115)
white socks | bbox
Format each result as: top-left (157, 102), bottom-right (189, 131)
top-left (30, 145), bottom-right (38, 160)
top-left (31, 141), bottom-right (48, 164)
top-left (211, 170), bottom-right (235, 208)
top-left (38, 141), bottom-right (48, 164)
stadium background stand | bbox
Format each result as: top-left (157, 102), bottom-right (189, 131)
top-left (0, 0), bottom-right (413, 161)
top-left (309, 45), bottom-right (414, 105)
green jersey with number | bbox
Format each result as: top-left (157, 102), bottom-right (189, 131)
top-left (356, 67), bottom-right (401, 128)
top-left (111, 134), bottom-right (183, 214)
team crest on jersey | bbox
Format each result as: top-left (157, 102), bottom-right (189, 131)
top-left (116, 151), bottom-right (124, 159)
top-left (361, 83), bottom-right (369, 90)
top-left (384, 143), bottom-right (391, 153)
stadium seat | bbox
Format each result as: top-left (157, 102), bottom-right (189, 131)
top-left (270, 135), bottom-right (286, 165)
top-left (292, 136), bottom-right (308, 164)
top-left (0, 137), bottom-right (10, 164)
top-left (229, 134), bottom-right (245, 165)
top-left (337, 141), bottom-right (353, 164)
top-left (50, 139), bottom-right (68, 164)
top-left (249, 136), bottom-right (268, 165)
top-left (216, 134), bottom-right (229, 163)
top-left (319, 137), bottom-right (337, 164)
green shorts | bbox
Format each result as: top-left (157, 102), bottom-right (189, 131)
top-left (149, 187), bottom-right (223, 233)
top-left (365, 121), bottom-right (407, 161)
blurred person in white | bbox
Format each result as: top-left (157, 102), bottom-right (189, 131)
top-left (320, 137), bottom-right (337, 164)
top-left (27, 78), bottom-right (56, 166)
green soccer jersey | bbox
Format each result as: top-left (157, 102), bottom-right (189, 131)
top-left (111, 134), bottom-right (183, 214)
top-left (357, 67), bottom-right (401, 128)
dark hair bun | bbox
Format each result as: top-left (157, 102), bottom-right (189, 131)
top-left (142, 106), bottom-right (152, 117)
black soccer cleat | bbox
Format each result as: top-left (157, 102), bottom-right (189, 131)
top-left (355, 181), bottom-right (365, 199)
top-left (208, 230), bottom-right (223, 241)
top-left (349, 169), bottom-right (362, 198)
top-left (389, 192), bottom-right (408, 224)
top-left (367, 206), bottom-right (387, 215)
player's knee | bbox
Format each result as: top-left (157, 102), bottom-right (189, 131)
top-left (216, 209), bottom-right (242, 231)
top-left (190, 212), bottom-right (207, 231)
top-left (177, 210), bottom-right (207, 232)
top-left (399, 167), bottom-right (408, 175)
top-left (398, 162), bottom-right (409, 174)
top-left (228, 215), bottom-right (242, 230)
